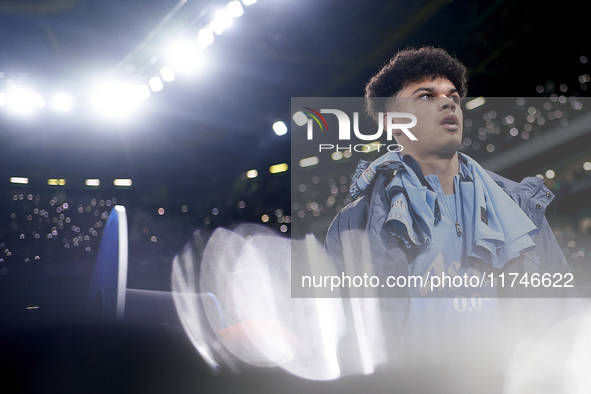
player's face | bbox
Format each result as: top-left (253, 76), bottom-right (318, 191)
top-left (387, 77), bottom-right (463, 160)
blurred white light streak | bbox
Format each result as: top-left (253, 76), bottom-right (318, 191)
top-left (242, 0), bottom-right (257, 5)
top-left (246, 169), bottom-right (258, 178)
top-left (505, 308), bottom-right (591, 394)
top-left (339, 231), bottom-right (386, 375)
top-left (172, 258), bottom-right (223, 370)
top-left (305, 234), bottom-right (342, 379)
top-left (173, 225), bottom-right (348, 379)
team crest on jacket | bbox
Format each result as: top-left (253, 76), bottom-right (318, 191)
top-left (362, 167), bottom-right (376, 183)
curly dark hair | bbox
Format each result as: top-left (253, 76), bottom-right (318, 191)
top-left (365, 46), bottom-right (468, 121)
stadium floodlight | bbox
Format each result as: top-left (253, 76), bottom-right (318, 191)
top-left (299, 156), bottom-right (319, 167)
top-left (7, 87), bottom-right (37, 115)
top-left (269, 163), bottom-right (288, 174)
top-left (48, 179), bottom-right (66, 186)
top-left (149, 76), bottom-right (164, 92)
top-left (209, 19), bottom-right (225, 35)
top-left (246, 169), bottom-right (258, 178)
top-left (114, 179), bottom-right (132, 187)
top-left (10, 177), bottom-right (29, 184)
top-left (86, 179), bottom-right (100, 187)
top-left (545, 169), bottom-right (555, 179)
top-left (214, 10), bottom-right (233, 28)
top-left (167, 40), bottom-right (204, 74)
top-left (52, 92), bottom-right (73, 112)
top-left (91, 81), bottom-right (141, 120)
top-left (273, 121), bottom-right (288, 136)
top-left (242, 0), bottom-right (257, 5)
top-left (160, 66), bottom-right (175, 83)
top-left (227, 1), bottom-right (244, 17)
top-left (465, 97), bottom-right (486, 110)
top-left (197, 28), bottom-right (214, 49)
top-left (331, 152), bottom-right (343, 161)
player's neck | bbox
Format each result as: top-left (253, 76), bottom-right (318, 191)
top-left (413, 153), bottom-right (459, 195)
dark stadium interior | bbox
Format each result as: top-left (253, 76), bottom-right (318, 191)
top-left (1, 0), bottom-right (591, 392)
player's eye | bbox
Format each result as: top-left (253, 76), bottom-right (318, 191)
top-left (418, 93), bottom-right (434, 100)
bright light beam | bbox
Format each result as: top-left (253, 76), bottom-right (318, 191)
top-left (227, 1), bottom-right (244, 17)
top-left (210, 20), bottom-right (225, 35)
top-left (160, 66), bottom-right (175, 82)
top-left (52, 93), bottom-right (73, 112)
top-left (197, 28), bottom-right (214, 49)
top-left (7, 87), bottom-right (37, 115)
top-left (149, 76), bottom-right (164, 92)
top-left (137, 84), bottom-right (151, 100)
top-left (215, 10), bottom-right (233, 28)
top-left (167, 40), bottom-right (205, 74)
top-left (91, 81), bottom-right (142, 120)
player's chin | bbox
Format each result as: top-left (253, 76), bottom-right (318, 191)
top-left (442, 140), bottom-right (463, 155)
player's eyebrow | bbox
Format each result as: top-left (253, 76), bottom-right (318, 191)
top-left (410, 86), bottom-right (459, 96)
